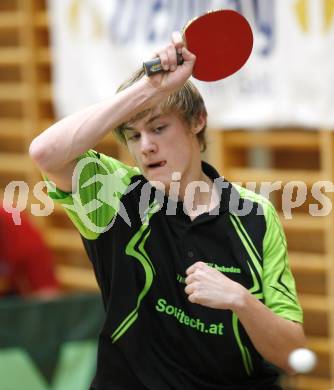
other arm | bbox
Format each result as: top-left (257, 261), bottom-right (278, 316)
top-left (184, 261), bottom-right (305, 374)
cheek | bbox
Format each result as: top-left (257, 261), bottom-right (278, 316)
top-left (127, 144), bottom-right (139, 161)
top-left (173, 139), bottom-right (193, 159)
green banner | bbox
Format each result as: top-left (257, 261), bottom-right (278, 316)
top-left (0, 293), bottom-right (104, 390)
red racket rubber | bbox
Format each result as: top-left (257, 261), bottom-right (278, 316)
top-left (143, 9), bottom-right (253, 82)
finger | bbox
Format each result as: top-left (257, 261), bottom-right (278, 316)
top-left (185, 280), bottom-right (201, 295)
top-left (172, 31), bottom-right (184, 54)
top-left (180, 46), bottom-right (196, 63)
top-left (184, 283), bottom-right (194, 295)
top-left (186, 264), bottom-right (196, 275)
top-left (188, 292), bottom-right (199, 304)
top-left (185, 273), bottom-right (195, 285)
top-left (166, 43), bottom-right (177, 72)
top-left (158, 49), bottom-right (169, 71)
top-left (186, 261), bottom-right (204, 275)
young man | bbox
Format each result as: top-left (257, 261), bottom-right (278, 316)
top-left (30, 32), bottom-right (305, 389)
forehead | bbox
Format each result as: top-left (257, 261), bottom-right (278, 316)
top-left (127, 107), bottom-right (163, 128)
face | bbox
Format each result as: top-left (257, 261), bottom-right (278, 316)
top-left (124, 108), bottom-right (204, 194)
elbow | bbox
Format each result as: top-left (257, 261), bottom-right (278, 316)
top-left (279, 343), bottom-right (309, 376)
top-left (29, 136), bottom-right (52, 172)
top-left (280, 363), bottom-right (297, 376)
top-left (29, 137), bottom-right (41, 161)
top-left (266, 335), bottom-right (308, 376)
top-left (268, 356), bottom-right (297, 376)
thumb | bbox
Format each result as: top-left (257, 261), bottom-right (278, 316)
top-left (181, 47), bottom-right (196, 64)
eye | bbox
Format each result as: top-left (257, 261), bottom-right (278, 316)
top-left (127, 132), bottom-right (140, 142)
top-left (153, 125), bottom-right (166, 134)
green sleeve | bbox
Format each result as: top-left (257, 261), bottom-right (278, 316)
top-left (44, 150), bottom-right (140, 240)
top-left (262, 203), bottom-right (303, 323)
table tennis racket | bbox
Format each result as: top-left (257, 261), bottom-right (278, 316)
top-left (143, 9), bottom-right (253, 82)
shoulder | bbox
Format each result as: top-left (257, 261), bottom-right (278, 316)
top-left (229, 183), bottom-right (281, 251)
top-left (231, 183), bottom-right (276, 221)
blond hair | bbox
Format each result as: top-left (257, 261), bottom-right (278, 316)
top-left (113, 69), bottom-right (208, 152)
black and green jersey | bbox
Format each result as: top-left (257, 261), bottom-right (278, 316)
top-left (45, 150), bottom-right (303, 390)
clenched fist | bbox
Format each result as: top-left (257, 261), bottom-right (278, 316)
top-left (184, 261), bottom-right (247, 311)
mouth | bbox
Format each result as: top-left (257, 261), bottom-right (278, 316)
top-left (146, 161), bottom-right (167, 170)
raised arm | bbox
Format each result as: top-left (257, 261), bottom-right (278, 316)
top-left (29, 32), bottom-right (195, 191)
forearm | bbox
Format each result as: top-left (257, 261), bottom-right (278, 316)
top-left (29, 77), bottom-right (161, 172)
top-left (232, 288), bottom-right (306, 373)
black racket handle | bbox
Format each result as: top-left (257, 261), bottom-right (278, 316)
top-left (143, 52), bottom-right (184, 76)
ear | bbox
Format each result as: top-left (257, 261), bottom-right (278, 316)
top-left (191, 113), bottom-right (207, 135)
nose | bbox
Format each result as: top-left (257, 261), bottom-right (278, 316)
top-left (140, 133), bottom-right (157, 155)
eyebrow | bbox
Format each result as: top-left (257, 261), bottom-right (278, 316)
top-left (146, 114), bottom-right (162, 125)
top-left (125, 114), bottom-right (163, 132)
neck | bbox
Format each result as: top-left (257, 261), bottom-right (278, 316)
top-left (183, 172), bottom-right (219, 219)
top-left (167, 155), bottom-right (203, 199)
top-left (168, 161), bottom-right (219, 219)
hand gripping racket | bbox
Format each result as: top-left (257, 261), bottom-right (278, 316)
top-left (143, 9), bottom-right (253, 82)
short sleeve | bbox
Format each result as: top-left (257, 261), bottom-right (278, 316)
top-left (262, 203), bottom-right (303, 323)
top-left (44, 150), bottom-right (140, 239)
